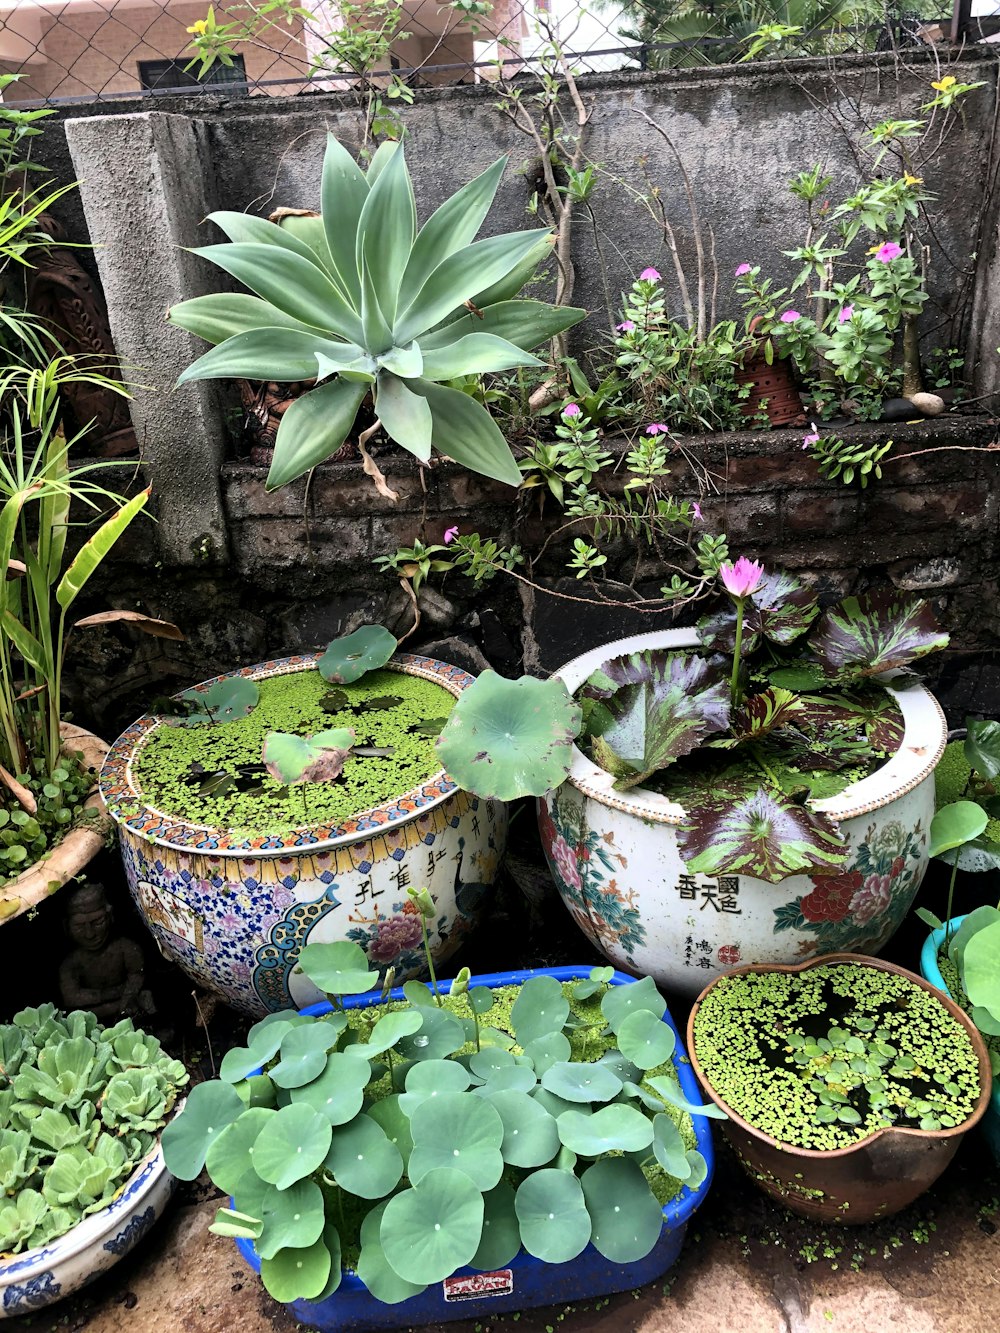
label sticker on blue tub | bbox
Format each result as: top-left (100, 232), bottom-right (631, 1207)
top-left (443, 1270), bottom-right (514, 1301)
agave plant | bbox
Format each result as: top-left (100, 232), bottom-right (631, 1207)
top-left (169, 135), bottom-right (586, 491)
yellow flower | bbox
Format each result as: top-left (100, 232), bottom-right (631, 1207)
top-left (187, 19), bottom-right (208, 35)
top-left (931, 75), bottom-right (956, 92)
top-left (903, 174), bottom-right (923, 187)
top-left (866, 244), bottom-right (880, 255)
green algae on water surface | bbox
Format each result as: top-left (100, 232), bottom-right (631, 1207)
top-left (132, 667), bottom-right (455, 839)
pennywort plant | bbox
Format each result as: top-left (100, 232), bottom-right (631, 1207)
top-left (162, 942), bottom-right (720, 1305)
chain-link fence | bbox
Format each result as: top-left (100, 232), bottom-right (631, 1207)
top-left (0, 1), bottom-right (986, 109)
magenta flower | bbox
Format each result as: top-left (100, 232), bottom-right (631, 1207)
top-left (876, 242), bottom-right (903, 263)
top-left (639, 267), bottom-right (661, 281)
top-left (734, 263), bottom-right (752, 276)
top-left (562, 402), bottom-right (582, 418)
top-left (645, 422), bottom-right (669, 436)
top-left (802, 425), bottom-right (820, 449)
top-left (780, 310), bottom-right (801, 323)
top-left (692, 502), bottom-right (703, 521)
top-left (720, 557), bottom-right (765, 600)
top-left (443, 525), bottom-right (459, 544)
top-left (616, 320), bottom-right (636, 333)
top-left (838, 305), bottom-right (854, 323)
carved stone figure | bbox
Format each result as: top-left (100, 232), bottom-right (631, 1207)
top-left (58, 881), bottom-right (154, 1021)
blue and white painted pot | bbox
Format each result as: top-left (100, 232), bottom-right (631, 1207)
top-left (0, 1136), bottom-right (174, 1318)
top-left (101, 652), bottom-right (508, 1017)
top-left (541, 629), bottom-right (947, 996)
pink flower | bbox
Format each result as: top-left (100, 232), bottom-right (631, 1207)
top-left (802, 425), bottom-right (820, 449)
top-left (562, 403), bottom-right (582, 418)
top-left (780, 310), bottom-right (801, 323)
top-left (645, 422), bottom-right (669, 435)
top-left (838, 305), bottom-right (854, 323)
top-left (616, 320), bottom-right (636, 333)
top-left (692, 502), bottom-right (703, 521)
top-left (876, 242), bottom-right (903, 263)
top-left (639, 267), bottom-right (661, 281)
top-left (368, 913), bottom-right (424, 964)
top-left (849, 873), bottom-right (893, 926)
top-left (719, 556), bottom-right (765, 600)
top-left (549, 832), bottom-right (582, 891)
top-left (734, 263), bottom-right (752, 276)
top-left (443, 525), bottom-right (460, 544)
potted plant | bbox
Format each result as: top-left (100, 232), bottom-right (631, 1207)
top-left (436, 558), bottom-right (950, 992)
top-left (99, 627), bottom-right (508, 1017)
top-left (686, 953), bottom-right (990, 1224)
top-left (161, 935), bottom-right (717, 1329)
top-left (0, 1002), bottom-right (188, 1316)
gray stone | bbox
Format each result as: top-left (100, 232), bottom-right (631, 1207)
top-left (413, 634), bottom-right (491, 677)
top-left (890, 556), bottom-right (965, 592)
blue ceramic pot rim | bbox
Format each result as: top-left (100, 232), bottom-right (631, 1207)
top-left (920, 916), bottom-right (1000, 1115)
top-left (234, 965), bottom-right (715, 1295)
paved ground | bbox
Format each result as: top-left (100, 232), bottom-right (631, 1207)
top-left (8, 1130), bottom-right (998, 1333)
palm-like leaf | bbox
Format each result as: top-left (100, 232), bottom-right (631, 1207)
top-left (172, 133), bottom-right (587, 491)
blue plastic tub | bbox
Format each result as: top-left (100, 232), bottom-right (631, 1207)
top-left (235, 965), bottom-right (715, 1332)
top-left (920, 917), bottom-right (1000, 1163)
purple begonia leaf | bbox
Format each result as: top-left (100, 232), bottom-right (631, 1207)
top-left (677, 778), bottom-right (849, 884)
top-left (697, 571), bottom-right (819, 655)
top-left (710, 688), bottom-right (802, 749)
top-left (587, 652), bottom-right (730, 791)
top-left (808, 592), bottom-right (949, 680)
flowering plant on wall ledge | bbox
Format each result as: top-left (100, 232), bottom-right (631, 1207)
top-left (434, 564), bottom-right (949, 884)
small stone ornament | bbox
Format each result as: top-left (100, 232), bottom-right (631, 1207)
top-left (59, 880), bottom-right (155, 1021)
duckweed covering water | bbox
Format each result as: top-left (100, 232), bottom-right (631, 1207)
top-left (132, 668), bottom-right (454, 839)
top-left (693, 963), bottom-right (981, 1150)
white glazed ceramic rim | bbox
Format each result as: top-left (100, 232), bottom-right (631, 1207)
top-left (0, 1137), bottom-right (168, 1285)
top-left (554, 628), bottom-right (948, 826)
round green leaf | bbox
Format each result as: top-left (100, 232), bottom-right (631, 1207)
top-left (540, 1061), bottom-right (623, 1104)
top-left (436, 671), bottom-right (582, 800)
top-left (929, 801), bottom-right (989, 858)
top-left (380, 1169), bottom-right (485, 1284)
top-left (205, 1108), bottom-right (276, 1195)
top-left (297, 941), bottom-right (379, 996)
top-left (260, 1237), bottom-right (331, 1302)
top-left (615, 1009), bottom-right (677, 1071)
top-left (650, 1114), bottom-right (691, 1180)
top-left (357, 1201), bottom-right (427, 1304)
top-left (161, 1079), bottom-right (244, 1180)
top-left (404, 1058), bottom-right (472, 1098)
top-left (571, 966), bottom-right (616, 1000)
top-left (531, 1086), bottom-right (588, 1120)
top-left (646, 1075), bottom-right (728, 1119)
top-left (288, 1051), bottom-right (370, 1125)
top-left (514, 1168), bottom-right (591, 1263)
top-left (408, 1092), bottom-right (504, 1190)
top-left (220, 1026), bottom-right (290, 1083)
top-left (600, 977), bottom-right (667, 1034)
top-left (470, 1181), bottom-right (521, 1271)
top-left (597, 1050), bottom-right (641, 1083)
top-left (314, 1222), bottom-right (343, 1302)
top-left (522, 1031), bottom-right (571, 1075)
top-left (557, 1104), bottom-right (654, 1157)
top-left (247, 1010), bottom-right (310, 1044)
top-left (469, 987), bottom-right (494, 1016)
top-left (324, 1113), bottom-right (403, 1199)
top-left (318, 625), bottom-right (397, 684)
top-left (352, 1009), bottom-right (424, 1056)
top-left (253, 1103), bottom-right (333, 1189)
top-left (485, 1089), bottom-right (560, 1168)
top-left (475, 1065), bottom-right (537, 1096)
top-left (395, 1007), bottom-right (465, 1061)
top-left (469, 1048), bottom-right (516, 1080)
top-left (256, 1178), bottom-right (326, 1260)
top-left (581, 1157), bottom-right (663, 1263)
top-left (511, 976), bottom-right (570, 1047)
top-left (366, 1094), bottom-right (414, 1167)
top-left (237, 1074), bottom-right (278, 1109)
top-left (270, 1024), bottom-right (341, 1089)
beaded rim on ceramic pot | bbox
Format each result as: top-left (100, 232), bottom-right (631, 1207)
top-left (99, 651), bottom-right (474, 856)
top-left (553, 628), bottom-right (948, 826)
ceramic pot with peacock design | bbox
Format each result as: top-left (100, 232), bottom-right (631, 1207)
top-left (100, 653), bottom-right (507, 1017)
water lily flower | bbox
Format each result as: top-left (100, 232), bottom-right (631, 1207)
top-left (692, 502), bottom-right (703, 521)
top-left (931, 75), bottom-right (956, 92)
top-left (838, 305), bottom-right (854, 323)
top-left (639, 267), bottom-right (661, 281)
top-left (734, 263), bottom-right (752, 276)
top-left (562, 403), bottom-right (581, 417)
top-left (720, 557), bottom-right (765, 600)
top-left (443, 525), bottom-right (460, 544)
top-left (875, 242), bottom-right (903, 263)
top-left (616, 320), bottom-right (636, 332)
top-left (780, 310), bottom-right (801, 323)
top-left (645, 423), bottom-right (669, 435)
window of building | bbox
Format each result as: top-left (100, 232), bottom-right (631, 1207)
top-left (137, 55), bottom-right (248, 95)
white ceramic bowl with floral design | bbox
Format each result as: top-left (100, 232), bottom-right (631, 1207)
top-left (539, 629), bottom-right (947, 996)
top-left (0, 1137), bottom-right (174, 1318)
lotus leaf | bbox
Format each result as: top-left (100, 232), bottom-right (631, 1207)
top-left (399, 1059), bottom-right (472, 1117)
top-left (436, 672), bottom-right (582, 801)
top-left (356, 1201), bottom-right (427, 1303)
top-left (262, 728), bottom-right (355, 785)
top-left (557, 1104), bottom-right (655, 1157)
top-left (101, 1068), bottom-right (170, 1132)
top-left (698, 569), bottom-right (819, 654)
top-left (929, 801), bottom-right (989, 858)
top-left (366, 1095), bottom-right (414, 1168)
top-left (288, 1052), bottom-right (370, 1126)
top-left (540, 1061), bottom-right (623, 1104)
top-left (581, 1158), bottom-right (664, 1262)
top-left (161, 1079), bottom-right (244, 1180)
top-left (600, 975), bottom-right (667, 1033)
top-left (407, 1092), bottom-right (504, 1191)
top-left (220, 1024), bottom-right (293, 1084)
top-left (474, 1065), bottom-right (538, 1097)
top-left (380, 1168), bottom-right (485, 1284)
top-left (809, 591), bottom-right (949, 680)
top-left (346, 1008), bottom-right (423, 1058)
top-left (324, 1113), bottom-right (403, 1199)
top-left (615, 1009), bottom-right (677, 1070)
top-left (297, 940), bottom-right (379, 997)
top-left (317, 625), bottom-right (398, 685)
top-left (172, 676), bottom-right (260, 726)
top-left (260, 1237), bottom-right (332, 1302)
top-left (521, 1031), bottom-right (572, 1075)
top-left (647, 1075), bottom-right (728, 1119)
top-left (483, 1089), bottom-right (560, 1168)
top-left (514, 1168), bottom-right (591, 1263)
top-left (961, 917), bottom-right (1000, 1029)
top-left (395, 1006), bottom-right (465, 1061)
top-left (253, 1103), bottom-right (332, 1189)
top-left (571, 966), bottom-right (615, 1000)
top-left (270, 1023), bottom-right (342, 1089)
top-left (596, 1050), bottom-right (641, 1084)
top-left (208, 1206), bottom-right (264, 1240)
top-left (651, 1113), bottom-right (692, 1180)
top-left (510, 975), bottom-right (570, 1047)
top-left (205, 1108), bottom-right (276, 1196)
top-left (966, 719), bottom-right (1000, 781)
top-left (256, 1177), bottom-right (327, 1260)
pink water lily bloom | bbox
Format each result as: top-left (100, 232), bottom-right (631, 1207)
top-left (645, 423), bottom-right (669, 435)
top-left (838, 305), bottom-right (854, 323)
top-left (876, 242), bottom-right (903, 263)
top-left (562, 403), bottom-right (581, 417)
top-left (780, 310), bottom-right (801, 323)
top-left (720, 557), bottom-right (765, 600)
top-left (734, 263), bottom-right (752, 276)
top-left (639, 267), bottom-right (661, 281)
top-left (443, 525), bottom-right (460, 544)
top-left (616, 320), bottom-right (636, 332)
